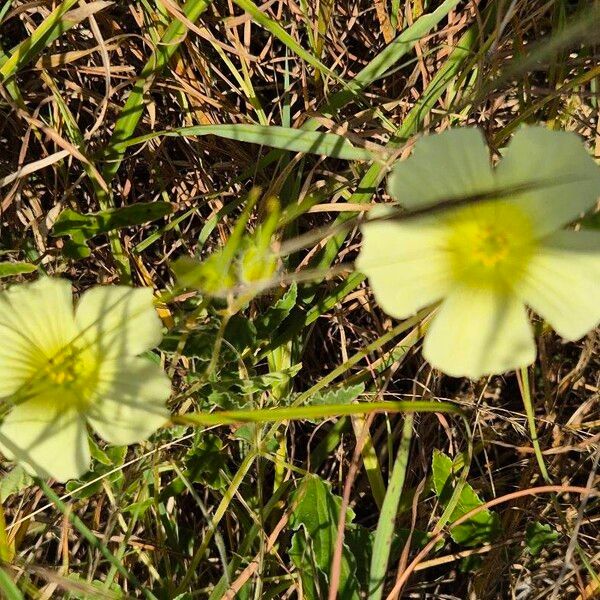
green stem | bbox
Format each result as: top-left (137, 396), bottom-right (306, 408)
top-left (519, 366), bottom-right (551, 483)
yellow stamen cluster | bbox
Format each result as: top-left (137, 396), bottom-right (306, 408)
top-left (444, 201), bottom-right (536, 289)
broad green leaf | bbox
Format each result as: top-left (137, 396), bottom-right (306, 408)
top-left (185, 434), bottom-right (229, 491)
top-left (526, 521), bottom-right (559, 556)
top-left (432, 450), bottom-right (501, 546)
top-left (223, 315), bottom-right (258, 353)
top-left (0, 262), bottom-right (37, 278)
top-left (51, 202), bottom-right (173, 258)
top-left (65, 445), bottom-right (126, 500)
top-left (289, 475), bottom-right (360, 600)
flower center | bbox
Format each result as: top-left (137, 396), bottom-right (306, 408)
top-left (445, 201), bottom-right (536, 289)
top-left (46, 347), bottom-right (84, 385)
top-left (25, 343), bottom-right (99, 411)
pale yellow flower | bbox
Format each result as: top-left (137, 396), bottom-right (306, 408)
top-left (0, 278), bottom-right (171, 481)
top-left (357, 127), bottom-right (600, 378)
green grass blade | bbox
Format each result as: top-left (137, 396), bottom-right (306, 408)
top-left (368, 416), bottom-right (413, 600)
top-left (324, 0), bottom-right (461, 114)
top-left (112, 124), bottom-right (377, 161)
top-left (0, 570), bottom-right (24, 600)
top-left (99, 0), bottom-right (213, 184)
top-left (175, 399), bottom-right (461, 427)
top-left (0, 0), bottom-right (104, 82)
top-left (231, 0), bottom-right (336, 80)
top-left (92, 0), bottom-right (212, 282)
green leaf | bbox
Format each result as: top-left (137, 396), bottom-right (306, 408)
top-left (308, 383), bottom-right (364, 406)
top-left (0, 466), bottom-right (34, 502)
top-left (52, 203), bottom-right (173, 237)
top-left (185, 433), bottom-right (229, 491)
top-left (0, 262), bottom-right (37, 278)
top-left (432, 450), bottom-right (501, 547)
top-left (526, 521), bottom-right (559, 556)
top-left (224, 315), bottom-right (257, 353)
top-left (66, 444), bottom-right (126, 500)
top-left (51, 203), bottom-right (173, 257)
top-left (289, 475), bottom-right (360, 600)
top-left (255, 282), bottom-right (298, 335)
top-left (172, 255), bottom-right (235, 295)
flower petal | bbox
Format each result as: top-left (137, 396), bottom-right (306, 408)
top-left (517, 230), bottom-right (600, 340)
top-left (496, 126), bottom-right (600, 236)
top-left (423, 286), bottom-right (536, 379)
top-left (357, 207), bottom-right (452, 318)
top-left (0, 278), bottom-right (77, 397)
top-left (0, 401), bottom-right (90, 481)
top-left (75, 286), bottom-right (163, 358)
top-left (388, 128), bottom-right (494, 208)
top-left (88, 357), bottom-right (171, 446)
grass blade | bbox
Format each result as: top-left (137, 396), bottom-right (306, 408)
top-left (368, 416), bottom-right (413, 600)
top-left (176, 399), bottom-right (462, 427)
top-left (113, 124), bottom-right (377, 161)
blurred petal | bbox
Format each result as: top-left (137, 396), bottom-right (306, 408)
top-left (88, 357), bottom-right (171, 446)
top-left (496, 127), bottom-right (600, 236)
top-left (424, 286), bottom-right (536, 379)
top-left (75, 286), bottom-right (163, 358)
top-left (388, 128), bottom-right (494, 208)
top-left (357, 207), bottom-right (452, 318)
top-left (0, 279), bottom-right (77, 397)
top-left (0, 323), bottom-right (41, 397)
top-left (517, 230), bottom-right (600, 340)
top-left (0, 401), bottom-right (90, 481)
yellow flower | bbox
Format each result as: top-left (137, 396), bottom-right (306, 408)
top-left (357, 127), bottom-right (600, 379)
top-left (0, 278), bottom-right (171, 481)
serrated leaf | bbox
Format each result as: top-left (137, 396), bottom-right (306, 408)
top-left (309, 383), bottom-right (365, 406)
top-left (185, 433), bottom-right (229, 491)
top-left (289, 475), bottom-right (360, 600)
top-left (224, 314), bottom-right (257, 353)
top-left (526, 521), bottom-right (559, 556)
top-left (255, 282), bottom-right (297, 334)
top-left (432, 450), bottom-right (501, 547)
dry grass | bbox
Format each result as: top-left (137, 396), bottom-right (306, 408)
top-left (1, 0), bottom-right (599, 598)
